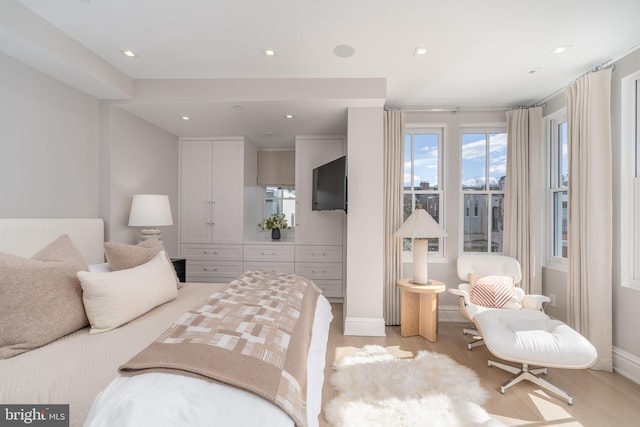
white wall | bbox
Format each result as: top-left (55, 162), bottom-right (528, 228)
top-left (0, 53), bottom-right (180, 257)
top-left (107, 106), bottom-right (179, 256)
top-left (344, 107), bottom-right (385, 335)
top-left (0, 53), bottom-right (99, 218)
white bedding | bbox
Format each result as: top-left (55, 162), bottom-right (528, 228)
top-left (0, 283), bottom-right (227, 427)
top-left (84, 295), bottom-right (333, 427)
top-left (0, 219), bottom-right (333, 427)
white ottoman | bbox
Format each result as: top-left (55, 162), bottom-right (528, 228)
top-left (474, 310), bottom-right (598, 404)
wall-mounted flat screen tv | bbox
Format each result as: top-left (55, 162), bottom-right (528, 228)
top-left (312, 155), bottom-right (347, 213)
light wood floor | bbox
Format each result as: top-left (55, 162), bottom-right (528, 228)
top-left (319, 304), bottom-right (640, 427)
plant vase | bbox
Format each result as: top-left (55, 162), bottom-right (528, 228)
top-left (271, 228), bottom-right (281, 240)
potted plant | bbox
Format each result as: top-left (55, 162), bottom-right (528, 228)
top-left (259, 213), bottom-right (290, 240)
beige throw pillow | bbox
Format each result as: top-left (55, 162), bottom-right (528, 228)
top-left (78, 251), bottom-right (178, 334)
top-left (104, 239), bottom-right (181, 288)
top-left (0, 235), bottom-right (89, 359)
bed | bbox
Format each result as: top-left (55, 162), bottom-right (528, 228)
top-left (0, 219), bottom-right (333, 427)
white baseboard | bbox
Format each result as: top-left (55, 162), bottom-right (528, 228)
top-left (344, 317), bottom-right (386, 336)
top-left (613, 346), bottom-right (640, 385)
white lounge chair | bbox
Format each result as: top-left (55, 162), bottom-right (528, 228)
top-left (449, 254), bottom-right (549, 349)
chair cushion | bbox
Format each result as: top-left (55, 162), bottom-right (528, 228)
top-left (469, 274), bottom-right (522, 309)
top-left (474, 310), bottom-right (598, 369)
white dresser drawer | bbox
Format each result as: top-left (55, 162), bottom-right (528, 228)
top-left (295, 262), bottom-right (342, 280)
top-left (182, 244), bottom-right (243, 261)
top-left (186, 260), bottom-right (243, 281)
top-left (314, 280), bottom-right (343, 298)
top-left (243, 244), bottom-right (294, 262)
top-left (243, 261), bottom-right (295, 274)
top-left (295, 245), bottom-right (342, 263)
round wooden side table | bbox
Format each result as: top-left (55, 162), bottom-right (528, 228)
top-left (396, 278), bottom-right (446, 342)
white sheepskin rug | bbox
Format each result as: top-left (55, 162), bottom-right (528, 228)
top-left (324, 345), bottom-right (505, 427)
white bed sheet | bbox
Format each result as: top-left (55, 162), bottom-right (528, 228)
top-left (84, 294), bottom-right (333, 427)
top-left (0, 283), bottom-right (228, 427)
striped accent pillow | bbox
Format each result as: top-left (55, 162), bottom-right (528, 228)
top-left (470, 275), bottom-right (520, 308)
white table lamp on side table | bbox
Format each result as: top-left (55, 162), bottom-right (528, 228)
top-left (128, 194), bottom-right (174, 241)
top-left (394, 208), bottom-right (447, 285)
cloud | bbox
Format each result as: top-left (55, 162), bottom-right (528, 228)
top-left (462, 138), bottom-right (486, 160)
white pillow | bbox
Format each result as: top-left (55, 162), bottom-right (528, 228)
top-left (77, 251), bottom-right (178, 334)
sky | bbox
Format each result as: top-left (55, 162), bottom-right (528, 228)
top-left (404, 132), bottom-right (508, 190)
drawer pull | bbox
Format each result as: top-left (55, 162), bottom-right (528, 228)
top-left (203, 251), bottom-right (219, 255)
top-left (311, 269), bottom-right (327, 274)
top-left (203, 267), bottom-right (218, 272)
top-left (261, 252), bottom-right (277, 256)
top-left (312, 252), bottom-right (326, 256)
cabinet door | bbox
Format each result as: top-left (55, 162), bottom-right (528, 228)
top-left (180, 140), bottom-right (213, 243)
top-left (211, 140), bottom-right (244, 243)
top-left (295, 138), bottom-right (345, 245)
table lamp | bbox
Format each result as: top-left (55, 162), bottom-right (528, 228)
top-left (128, 194), bottom-right (173, 241)
top-left (394, 208), bottom-right (447, 285)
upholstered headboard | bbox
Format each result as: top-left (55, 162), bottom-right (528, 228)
top-left (0, 218), bottom-right (105, 264)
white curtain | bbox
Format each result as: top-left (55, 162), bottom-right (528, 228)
top-left (566, 68), bottom-right (613, 371)
top-left (383, 109), bottom-right (405, 325)
top-left (504, 107), bottom-right (543, 294)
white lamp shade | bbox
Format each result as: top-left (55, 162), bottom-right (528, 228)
top-left (394, 209), bottom-right (447, 238)
top-left (128, 195), bottom-right (174, 227)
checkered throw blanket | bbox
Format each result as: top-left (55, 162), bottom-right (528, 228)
top-left (119, 271), bottom-right (321, 427)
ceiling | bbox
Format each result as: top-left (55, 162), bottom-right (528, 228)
top-left (6, 0), bottom-right (640, 147)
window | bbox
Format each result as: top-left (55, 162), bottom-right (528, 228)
top-left (403, 127), bottom-right (444, 256)
top-left (549, 115), bottom-right (568, 260)
top-left (264, 187), bottom-right (296, 228)
top-left (461, 129), bottom-right (507, 252)
top-left (621, 71), bottom-right (640, 289)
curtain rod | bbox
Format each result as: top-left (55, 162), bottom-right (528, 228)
top-left (386, 106), bottom-right (509, 113)
top-left (536, 62), bottom-right (618, 105)
top-left (387, 104), bottom-right (546, 113)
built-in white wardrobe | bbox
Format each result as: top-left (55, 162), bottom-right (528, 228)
top-left (178, 135), bottom-right (346, 300)
top-left (179, 137), bottom-right (245, 283)
top-left (293, 136), bottom-right (345, 299)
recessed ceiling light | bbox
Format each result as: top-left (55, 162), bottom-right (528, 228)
top-left (413, 47), bottom-right (427, 56)
top-left (181, 116), bottom-right (191, 121)
top-left (284, 114), bottom-right (294, 119)
top-left (122, 50), bottom-right (136, 57)
top-left (551, 46), bottom-right (570, 54)
top-left (263, 49), bottom-right (276, 56)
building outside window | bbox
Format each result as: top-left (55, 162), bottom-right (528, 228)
top-left (461, 129), bottom-right (507, 253)
top-left (264, 187), bottom-right (296, 228)
top-left (403, 128), bottom-right (444, 256)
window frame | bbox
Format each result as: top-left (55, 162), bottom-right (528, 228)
top-left (402, 124), bottom-right (446, 263)
top-left (459, 126), bottom-right (507, 254)
top-left (546, 109), bottom-right (569, 270)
